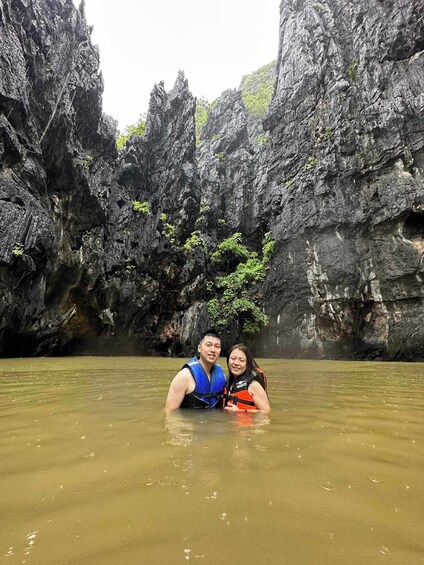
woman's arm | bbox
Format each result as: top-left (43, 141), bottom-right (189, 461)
top-left (248, 380), bottom-right (271, 413)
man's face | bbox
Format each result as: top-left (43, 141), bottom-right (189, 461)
top-left (198, 336), bottom-right (221, 365)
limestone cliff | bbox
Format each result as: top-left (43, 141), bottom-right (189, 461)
top-left (0, 0), bottom-right (198, 355)
top-left (0, 0), bottom-right (116, 355)
top-left (0, 0), bottom-right (423, 359)
top-left (262, 0), bottom-right (424, 359)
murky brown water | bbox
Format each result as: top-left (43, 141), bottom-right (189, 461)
top-left (1, 357), bottom-right (423, 564)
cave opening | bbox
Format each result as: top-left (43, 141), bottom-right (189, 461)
top-left (403, 212), bottom-right (424, 240)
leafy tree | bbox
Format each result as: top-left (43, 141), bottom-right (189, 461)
top-left (240, 61), bottom-right (276, 120)
top-left (183, 231), bottom-right (207, 253)
top-left (208, 232), bottom-right (275, 335)
top-left (211, 232), bottom-right (251, 265)
top-left (117, 114), bottom-right (146, 151)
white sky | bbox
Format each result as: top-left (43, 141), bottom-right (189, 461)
top-left (73, 0), bottom-right (281, 131)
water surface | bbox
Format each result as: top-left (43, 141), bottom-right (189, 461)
top-left (1, 357), bottom-right (423, 564)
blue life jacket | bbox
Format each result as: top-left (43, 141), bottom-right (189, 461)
top-left (182, 357), bottom-right (226, 408)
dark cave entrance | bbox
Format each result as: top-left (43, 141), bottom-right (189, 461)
top-left (403, 212), bottom-right (424, 240)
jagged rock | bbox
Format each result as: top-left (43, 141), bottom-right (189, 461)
top-left (197, 89), bottom-right (267, 240)
top-left (0, 0), bottom-right (117, 355)
top-left (180, 301), bottom-right (210, 353)
top-left (261, 0), bottom-right (424, 359)
top-left (1, 0), bottom-right (423, 360)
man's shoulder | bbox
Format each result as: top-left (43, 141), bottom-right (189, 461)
top-left (175, 366), bottom-right (194, 381)
top-left (182, 357), bottom-right (199, 368)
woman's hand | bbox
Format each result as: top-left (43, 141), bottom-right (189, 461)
top-left (224, 401), bottom-right (260, 413)
top-left (224, 401), bottom-right (245, 412)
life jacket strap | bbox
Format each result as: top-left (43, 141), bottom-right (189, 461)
top-left (195, 392), bottom-right (223, 399)
top-left (225, 393), bottom-right (256, 407)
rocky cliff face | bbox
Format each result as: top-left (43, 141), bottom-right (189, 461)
top-left (0, 0), bottom-right (116, 355)
top-left (0, 0), bottom-right (423, 359)
top-left (262, 0), bottom-right (424, 359)
top-left (0, 0), bottom-right (199, 355)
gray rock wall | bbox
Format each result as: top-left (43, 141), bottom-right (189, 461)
top-left (0, 0), bottom-right (115, 355)
top-left (262, 0), bottom-right (424, 358)
top-left (0, 0), bottom-right (201, 355)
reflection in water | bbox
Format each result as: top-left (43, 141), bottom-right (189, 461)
top-left (165, 409), bottom-right (270, 446)
top-left (1, 357), bottom-right (424, 564)
top-left (226, 410), bottom-right (271, 429)
top-left (165, 409), bottom-right (271, 481)
top-left (165, 411), bottom-right (197, 446)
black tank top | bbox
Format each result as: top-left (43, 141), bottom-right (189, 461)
top-left (180, 391), bottom-right (223, 409)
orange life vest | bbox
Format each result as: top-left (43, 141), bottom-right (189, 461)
top-left (223, 368), bottom-right (267, 411)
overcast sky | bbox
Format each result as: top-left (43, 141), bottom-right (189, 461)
top-left (73, 0), bottom-right (281, 131)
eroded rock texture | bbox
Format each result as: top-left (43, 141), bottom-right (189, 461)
top-left (262, 0), bottom-right (424, 359)
top-left (0, 0), bottom-right (116, 355)
top-left (0, 0), bottom-right (199, 355)
top-left (0, 0), bottom-right (423, 359)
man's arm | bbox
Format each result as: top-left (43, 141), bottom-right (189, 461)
top-left (165, 369), bottom-right (192, 412)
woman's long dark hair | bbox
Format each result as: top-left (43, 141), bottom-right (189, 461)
top-left (226, 343), bottom-right (260, 389)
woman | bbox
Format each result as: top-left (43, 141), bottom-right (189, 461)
top-left (223, 343), bottom-right (270, 413)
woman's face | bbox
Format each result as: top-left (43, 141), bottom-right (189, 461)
top-left (228, 348), bottom-right (247, 377)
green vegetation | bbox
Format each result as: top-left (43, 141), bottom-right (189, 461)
top-left (304, 156), bottom-right (318, 170)
top-left (215, 151), bottom-right (226, 161)
top-left (194, 217), bottom-right (206, 229)
top-left (194, 97), bottom-right (209, 145)
top-left (325, 127), bottom-right (332, 140)
top-left (12, 242), bottom-right (24, 257)
top-left (160, 213), bottom-right (176, 244)
top-left (256, 133), bottom-right (271, 145)
top-left (194, 61), bottom-right (275, 144)
top-left (200, 200), bottom-right (210, 215)
top-left (117, 114), bottom-right (146, 150)
top-left (208, 232), bottom-right (275, 335)
top-left (132, 200), bottom-right (150, 214)
top-left (194, 199), bottom-right (211, 229)
top-left (240, 61), bottom-right (276, 120)
top-left (82, 155), bottom-right (93, 170)
top-left (286, 178), bottom-right (294, 189)
top-left (261, 231), bottom-right (276, 264)
top-left (312, 2), bottom-right (324, 11)
top-left (125, 258), bottom-right (135, 272)
top-left (347, 59), bottom-right (358, 82)
top-left (211, 232), bottom-right (251, 264)
top-left (183, 231), bottom-right (207, 253)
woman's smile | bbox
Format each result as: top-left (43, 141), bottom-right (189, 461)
top-left (228, 349), bottom-right (247, 376)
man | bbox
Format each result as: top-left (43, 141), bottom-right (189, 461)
top-left (165, 329), bottom-right (226, 411)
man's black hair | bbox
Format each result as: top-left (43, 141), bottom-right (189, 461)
top-left (199, 328), bottom-right (221, 341)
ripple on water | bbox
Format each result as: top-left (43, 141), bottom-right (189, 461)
top-left (1, 357), bottom-right (424, 565)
